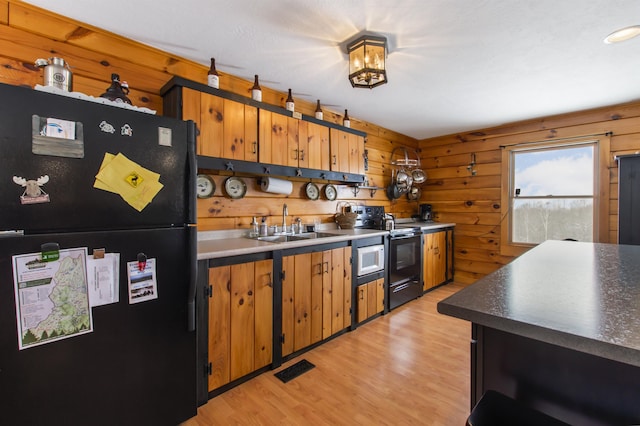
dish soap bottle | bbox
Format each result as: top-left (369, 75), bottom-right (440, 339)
top-left (259, 217), bottom-right (268, 236)
top-left (250, 216), bottom-right (259, 238)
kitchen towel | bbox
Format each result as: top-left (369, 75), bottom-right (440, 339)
top-left (260, 177), bottom-right (292, 195)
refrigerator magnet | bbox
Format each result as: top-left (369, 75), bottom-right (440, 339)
top-left (13, 175), bottom-right (50, 204)
top-left (99, 120), bottom-right (115, 134)
top-left (121, 124), bottom-right (133, 137)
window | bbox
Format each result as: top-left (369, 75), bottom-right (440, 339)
top-left (511, 143), bottom-right (595, 243)
top-left (500, 136), bottom-right (610, 255)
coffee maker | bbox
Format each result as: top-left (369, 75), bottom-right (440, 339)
top-left (419, 204), bottom-right (433, 222)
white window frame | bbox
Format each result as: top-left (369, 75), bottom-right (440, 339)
top-left (500, 135), bottom-right (610, 257)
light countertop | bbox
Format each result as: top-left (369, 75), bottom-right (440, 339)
top-left (437, 240), bottom-right (640, 367)
top-left (197, 222), bottom-right (456, 260)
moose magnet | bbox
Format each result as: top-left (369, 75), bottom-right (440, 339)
top-left (13, 175), bottom-right (51, 204)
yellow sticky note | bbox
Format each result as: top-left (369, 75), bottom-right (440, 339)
top-left (94, 153), bottom-right (117, 193)
top-left (94, 153), bottom-right (163, 211)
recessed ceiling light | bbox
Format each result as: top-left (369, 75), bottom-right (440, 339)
top-left (604, 25), bottom-right (640, 44)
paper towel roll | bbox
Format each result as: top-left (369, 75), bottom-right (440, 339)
top-left (260, 177), bottom-right (293, 195)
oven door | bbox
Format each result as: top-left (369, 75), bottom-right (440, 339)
top-left (389, 234), bottom-right (421, 284)
top-left (388, 233), bottom-right (422, 310)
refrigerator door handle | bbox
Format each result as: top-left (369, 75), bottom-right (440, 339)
top-left (187, 225), bottom-right (197, 331)
top-left (186, 120), bottom-right (197, 225)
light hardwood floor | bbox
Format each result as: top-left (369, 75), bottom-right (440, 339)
top-left (183, 283), bottom-right (471, 426)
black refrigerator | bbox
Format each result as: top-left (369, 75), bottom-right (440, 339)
top-left (0, 83), bottom-right (198, 425)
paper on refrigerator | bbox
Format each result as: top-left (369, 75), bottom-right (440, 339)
top-left (87, 252), bottom-right (120, 307)
top-left (12, 247), bottom-right (93, 350)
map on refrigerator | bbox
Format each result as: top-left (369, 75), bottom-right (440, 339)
top-left (12, 247), bottom-right (93, 350)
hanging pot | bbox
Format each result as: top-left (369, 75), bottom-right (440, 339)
top-left (411, 168), bottom-right (427, 184)
top-left (407, 186), bottom-right (421, 201)
top-left (386, 183), bottom-right (401, 200)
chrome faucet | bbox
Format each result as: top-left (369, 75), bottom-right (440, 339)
top-left (282, 204), bottom-right (288, 233)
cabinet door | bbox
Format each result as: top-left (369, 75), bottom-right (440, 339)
top-left (366, 280), bottom-right (378, 317)
top-left (297, 120), bottom-right (308, 169)
top-left (376, 278), bottom-right (385, 314)
top-left (306, 122), bottom-right (330, 171)
top-left (287, 116), bottom-right (300, 168)
top-left (200, 91), bottom-right (224, 158)
top-left (245, 105), bottom-right (258, 162)
top-left (223, 99), bottom-right (245, 160)
top-left (254, 259), bottom-right (273, 369)
top-left (229, 262), bottom-right (254, 381)
top-left (208, 265), bottom-right (231, 391)
top-left (348, 133), bottom-right (365, 175)
top-left (293, 253), bottom-right (312, 352)
top-left (343, 247), bottom-right (352, 328)
top-left (310, 252), bottom-right (324, 344)
top-left (331, 247), bottom-right (345, 334)
top-left (281, 255), bottom-right (295, 357)
top-left (357, 284), bottom-right (368, 323)
top-left (330, 128), bottom-right (350, 173)
top-left (181, 87), bottom-right (202, 153)
top-left (321, 250), bottom-right (332, 340)
top-left (258, 109), bottom-right (272, 164)
top-left (270, 113), bottom-right (289, 167)
top-left (424, 231), bottom-right (448, 290)
top-left (432, 231), bottom-right (447, 286)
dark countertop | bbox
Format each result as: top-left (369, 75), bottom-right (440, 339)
top-left (437, 240), bottom-right (640, 367)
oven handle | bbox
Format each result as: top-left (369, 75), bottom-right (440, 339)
top-left (392, 282), bottom-right (411, 293)
top-left (390, 234), bottom-right (420, 241)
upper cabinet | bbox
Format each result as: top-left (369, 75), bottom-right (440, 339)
top-left (161, 77), bottom-right (365, 183)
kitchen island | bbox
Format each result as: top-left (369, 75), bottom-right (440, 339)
top-left (438, 240), bottom-right (640, 426)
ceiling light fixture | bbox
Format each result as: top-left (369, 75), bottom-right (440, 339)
top-left (604, 25), bottom-right (640, 44)
top-left (346, 34), bottom-right (387, 89)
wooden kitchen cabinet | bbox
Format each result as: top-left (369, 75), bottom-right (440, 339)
top-left (208, 259), bottom-right (272, 391)
top-left (181, 88), bottom-right (258, 160)
top-left (423, 229), bottom-right (454, 291)
top-left (356, 278), bottom-right (385, 323)
top-left (330, 128), bottom-right (365, 175)
top-left (281, 246), bottom-right (352, 357)
top-left (162, 77), bottom-right (366, 183)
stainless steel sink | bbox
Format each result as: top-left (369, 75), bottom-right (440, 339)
top-left (254, 232), bottom-right (341, 243)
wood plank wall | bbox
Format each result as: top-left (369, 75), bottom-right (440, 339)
top-left (419, 102), bottom-right (640, 284)
top-left (8, 1), bottom-right (638, 286)
top-left (0, 0), bottom-right (420, 231)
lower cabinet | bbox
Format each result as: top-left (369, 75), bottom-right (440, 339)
top-left (281, 247), bottom-right (352, 357)
top-left (207, 259), bottom-right (273, 391)
top-left (423, 229), bottom-right (454, 291)
top-left (356, 278), bottom-right (385, 323)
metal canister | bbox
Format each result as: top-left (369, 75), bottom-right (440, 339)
top-left (35, 57), bottom-right (73, 91)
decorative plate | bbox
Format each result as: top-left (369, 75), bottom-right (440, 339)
top-left (323, 184), bottom-right (338, 201)
top-left (305, 182), bottom-right (320, 200)
top-left (196, 174), bottom-right (216, 199)
top-left (224, 176), bottom-right (247, 199)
